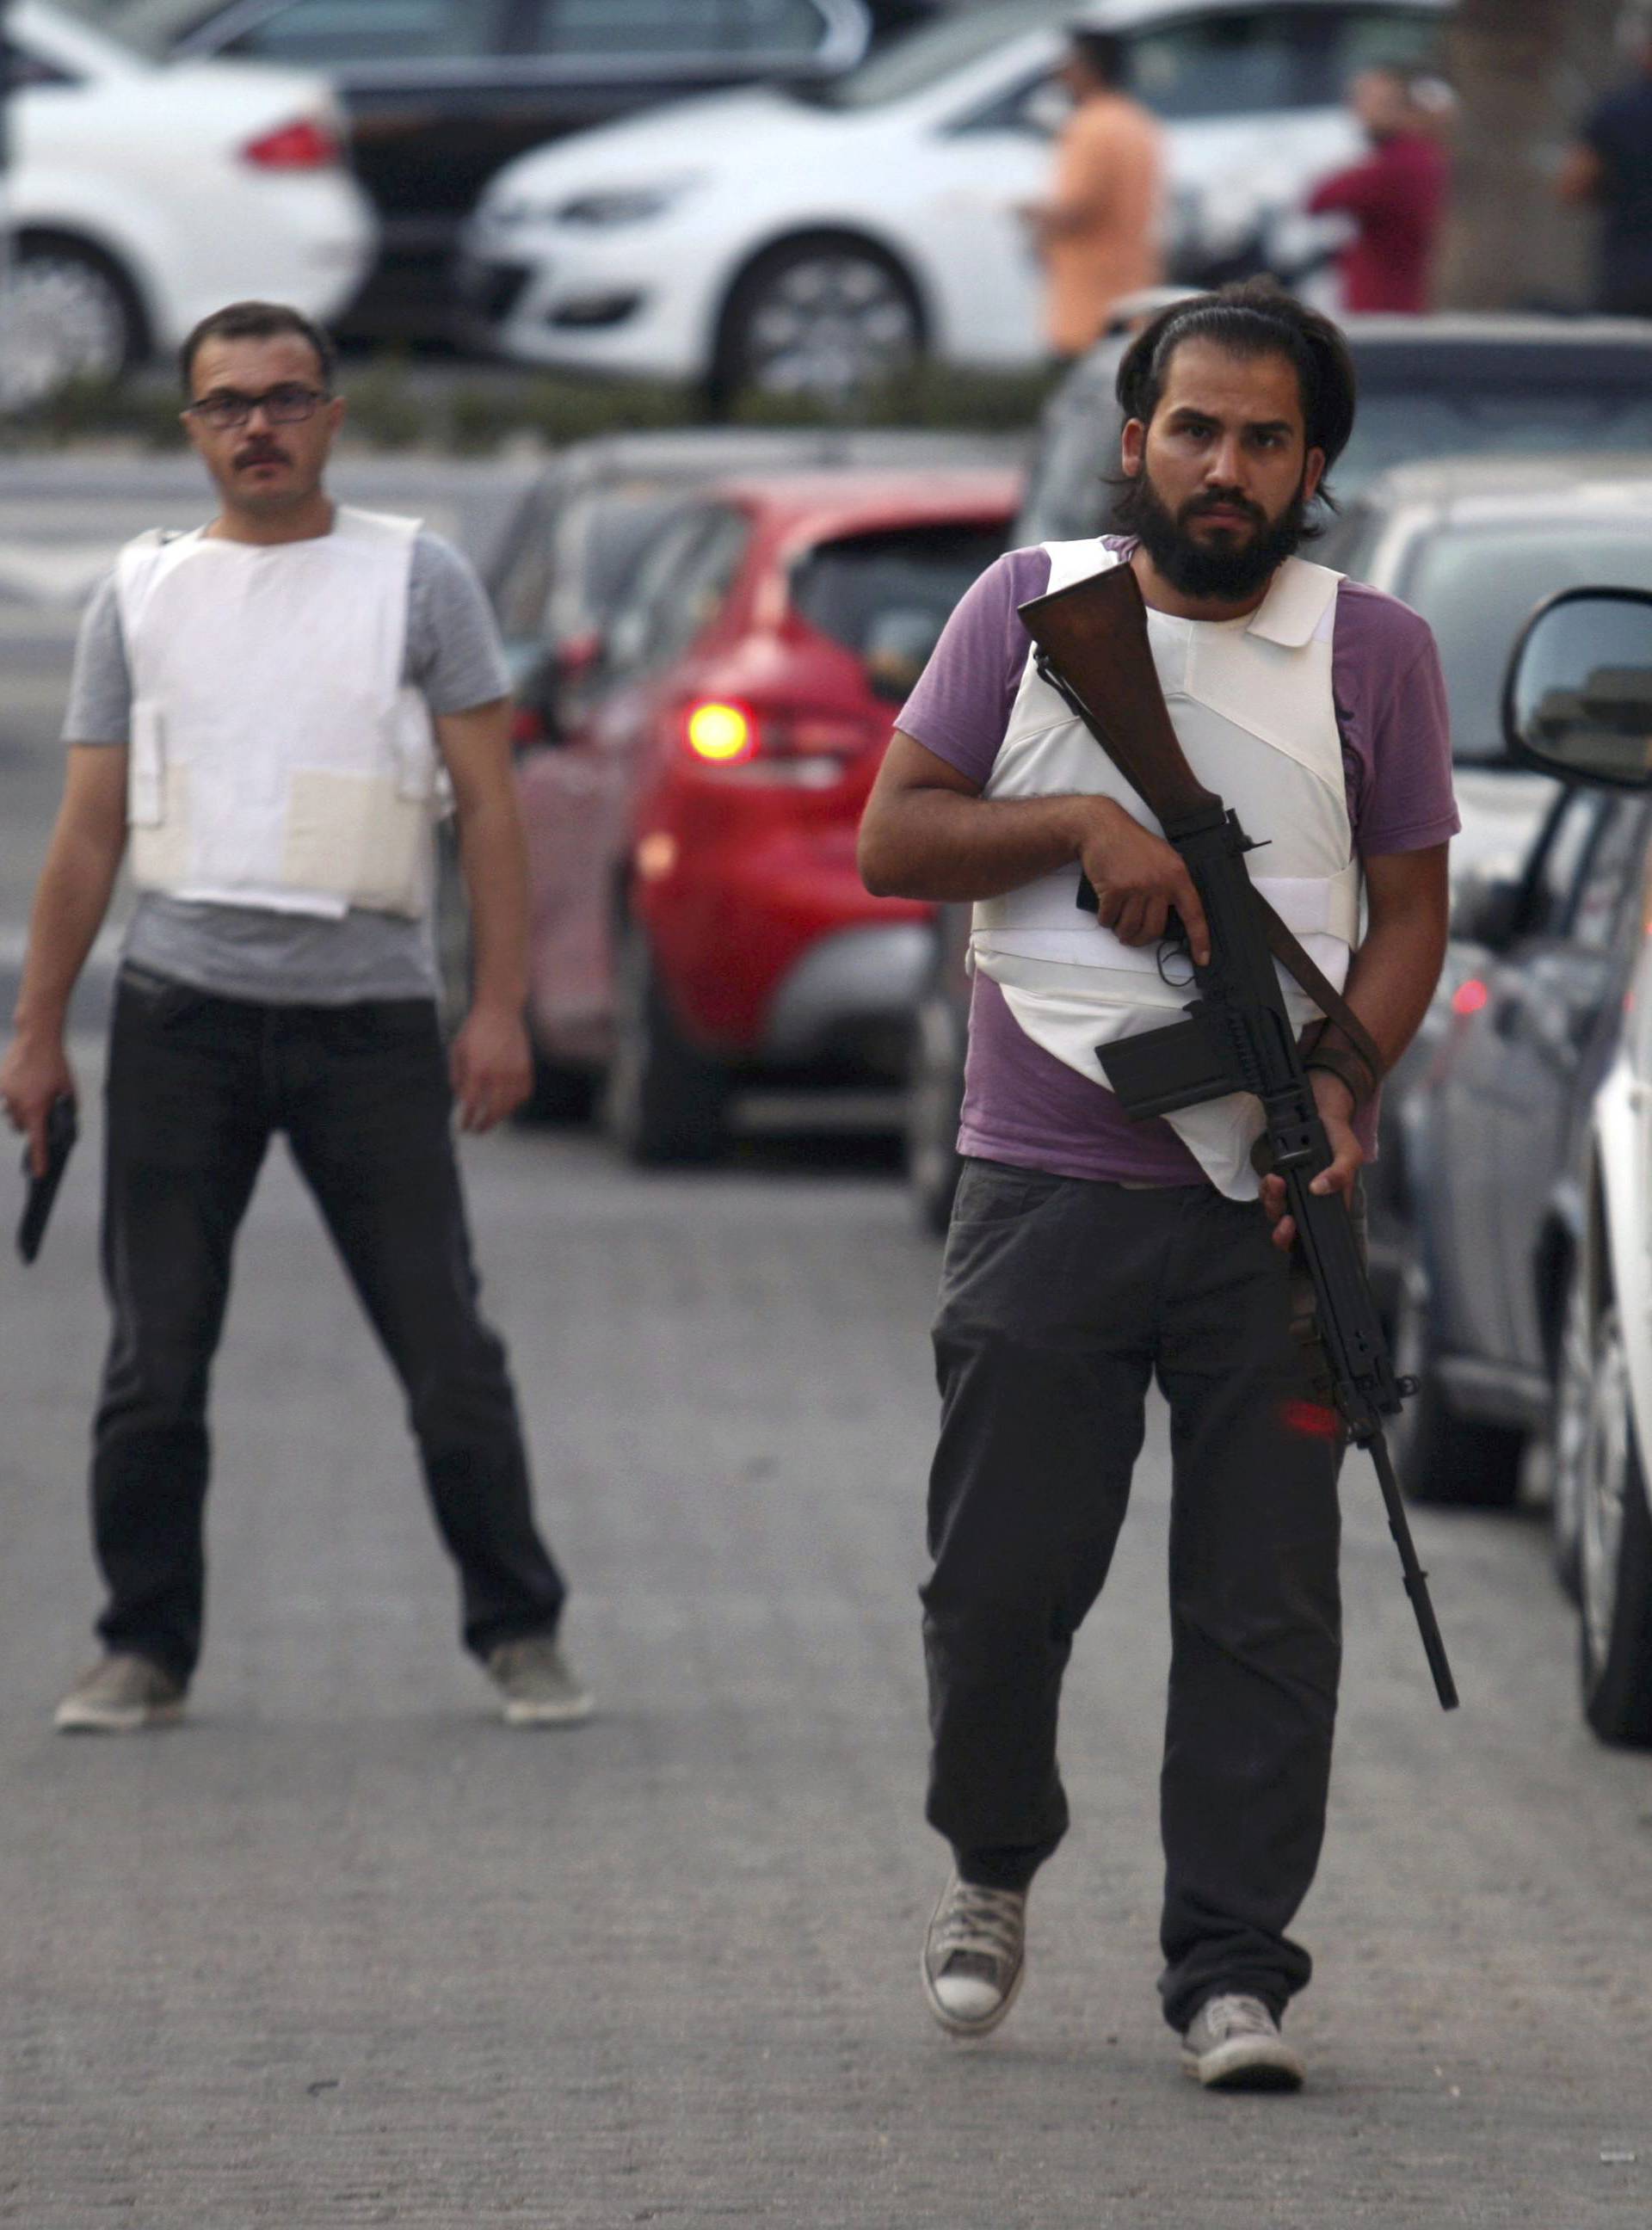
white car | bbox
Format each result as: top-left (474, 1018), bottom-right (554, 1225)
top-left (458, 0), bottom-right (1446, 397)
top-left (0, 0), bottom-right (375, 399)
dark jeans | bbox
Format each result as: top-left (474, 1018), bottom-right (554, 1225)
top-left (91, 969), bottom-right (566, 1684)
top-left (923, 1159), bottom-right (1345, 2032)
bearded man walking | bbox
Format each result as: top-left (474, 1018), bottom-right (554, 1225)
top-left (2, 301), bottom-right (585, 1734)
top-left (859, 283), bottom-right (1456, 2089)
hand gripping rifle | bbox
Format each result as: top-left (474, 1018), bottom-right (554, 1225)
top-left (1019, 563), bottom-right (1458, 1711)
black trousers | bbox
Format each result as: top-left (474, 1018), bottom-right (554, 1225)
top-left (923, 1158), bottom-right (1344, 2032)
top-left (91, 969), bottom-right (567, 1684)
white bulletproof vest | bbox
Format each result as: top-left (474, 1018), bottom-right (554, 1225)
top-left (971, 539), bottom-right (1360, 1200)
top-left (115, 505), bottom-right (446, 921)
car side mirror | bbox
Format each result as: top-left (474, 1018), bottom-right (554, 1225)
top-left (1452, 868), bottom-right (1525, 953)
top-left (1503, 587), bottom-right (1652, 791)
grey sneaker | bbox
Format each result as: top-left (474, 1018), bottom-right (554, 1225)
top-left (485, 1635), bottom-right (591, 1726)
top-left (921, 1870), bottom-right (1026, 2038)
top-left (54, 1654), bottom-right (186, 1734)
top-left (1180, 1993), bottom-right (1305, 2091)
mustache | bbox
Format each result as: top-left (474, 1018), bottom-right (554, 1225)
top-left (1181, 490), bottom-right (1267, 528)
top-left (234, 442), bottom-right (290, 470)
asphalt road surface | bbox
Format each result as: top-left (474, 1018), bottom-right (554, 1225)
top-left (0, 457), bottom-right (1649, 2229)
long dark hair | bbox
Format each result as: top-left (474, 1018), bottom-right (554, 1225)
top-left (1111, 280), bottom-right (1358, 530)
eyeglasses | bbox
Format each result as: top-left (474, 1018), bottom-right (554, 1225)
top-left (185, 383), bottom-right (330, 430)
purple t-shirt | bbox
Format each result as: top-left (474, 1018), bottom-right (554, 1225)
top-left (896, 541), bottom-right (1460, 1186)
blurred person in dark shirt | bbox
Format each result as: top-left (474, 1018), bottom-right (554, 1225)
top-left (1560, 8), bottom-right (1652, 317)
top-left (1305, 64), bottom-right (1451, 314)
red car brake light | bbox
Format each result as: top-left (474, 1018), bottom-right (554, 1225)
top-left (242, 117), bottom-right (342, 170)
top-left (686, 701), bottom-right (755, 765)
top-left (681, 699), bottom-right (872, 782)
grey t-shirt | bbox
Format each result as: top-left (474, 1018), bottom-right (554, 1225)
top-left (65, 524), bottom-right (510, 1006)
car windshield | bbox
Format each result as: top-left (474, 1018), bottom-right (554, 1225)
top-left (12, 0), bottom-right (157, 64)
top-left (791, 522), bottom-right (1006, 698)
top-left (59, 0), bottom-right (205, 59)
top-left (494, 487), bottom-right (684, 656)
top-left (1400, 520), bottom-right (1652, 764)
top-left (792, 0), bottom-right (1058, 109)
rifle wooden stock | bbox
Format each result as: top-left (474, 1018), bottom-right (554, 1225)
top-left (1020, 564), bottom-right (1220, 835)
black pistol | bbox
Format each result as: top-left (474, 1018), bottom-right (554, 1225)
top-left (17, 1095), bottom-right (78, 1265)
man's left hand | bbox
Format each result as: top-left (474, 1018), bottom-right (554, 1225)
top-left (450, 1005), bottom-right (533, 1133)
top-left (1260, 1070), bottom-right (1365, 1254)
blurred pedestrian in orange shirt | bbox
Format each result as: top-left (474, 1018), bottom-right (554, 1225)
top-left (1020, 27), bottom-right (1164, 360)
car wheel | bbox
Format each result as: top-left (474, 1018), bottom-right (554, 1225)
top-left (1549, 1266), bottom-right (1593, 1601)
top-left (713, 238), bottom-right (922, 406)
top-left (904, 983), bottom-right (964, 1237)
top-left (1390, 1262), bottom-right (1524, 1507)
top-left (1578, 1303), bottom-right (1652, 1746)
top-left (603, 922), bottom-right (728, 1167)
top-left (3, 237), bottom-right (144, 403)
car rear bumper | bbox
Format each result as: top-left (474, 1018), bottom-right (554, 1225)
top-left (760, 921), bottom-right (933, 1069)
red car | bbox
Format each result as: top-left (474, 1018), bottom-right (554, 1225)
top-left (515, 467), bottom-right (1016, 1161)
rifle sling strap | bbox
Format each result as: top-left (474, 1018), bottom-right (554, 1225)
top-left (1254, 894), bottom-right (1385, 1089)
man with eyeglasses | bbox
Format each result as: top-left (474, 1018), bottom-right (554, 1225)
top-left (1, 300), bottom-right (587, 1734)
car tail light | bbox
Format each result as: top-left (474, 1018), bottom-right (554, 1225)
top-left (681, 700), bottom-right (872, 783)
top-left (510, 703), bottom-right (549, 751)
top-left (686, 701), bottom-right (755, 765)
top-left (241, 117), bottom-right (342, 170)
top-left (1452, 977), bottom-right (1489, 1018)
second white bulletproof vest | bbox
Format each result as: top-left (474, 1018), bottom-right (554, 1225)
top-left (971, 539), bottom-right (1359, 1200)
top-left (115, 505), bottom-right (445, 921)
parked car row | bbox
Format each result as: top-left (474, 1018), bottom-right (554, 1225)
top-left (457, 0), bottom-right (1449, 395)
top-left (28, 0), bottom-right (1456, 387)
top-left (1424, 589), bottom-right (1652, 1746)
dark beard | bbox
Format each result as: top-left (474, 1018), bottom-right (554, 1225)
top-left (1114, 468), bottom-right (1311, 601)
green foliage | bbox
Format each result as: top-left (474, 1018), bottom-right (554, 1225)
top-left (733, 364), bottom-right (1060, 434)
top-left (342, 357), bottom-right (424, 451)
top-left (0, 373), bottom-right (188, 451)
top-left (2, 353), bottom-right (1054, 453)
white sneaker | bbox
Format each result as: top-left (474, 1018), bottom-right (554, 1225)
top-left (921, 1870), bottom-right (1026, 2038)
top-left (54, 1654), bottom-right (186, 1734)
top-left (484, 1635), bottom-right (592, 1726)
top-left (1180, 1993), bottom-right (1305, 2091)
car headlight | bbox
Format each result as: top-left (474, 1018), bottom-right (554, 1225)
top-left (484, 176), bottom-right (705, 230)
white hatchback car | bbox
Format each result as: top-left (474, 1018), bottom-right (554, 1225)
top-left (0, 0), bottom-right (375, 399)
top-left (459, 0), bottom-right (1446, 397)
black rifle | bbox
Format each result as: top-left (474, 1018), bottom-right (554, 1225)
top-left (1019, 563), bottom-right (1458, 1711)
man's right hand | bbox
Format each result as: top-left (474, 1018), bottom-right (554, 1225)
top-left (1072, 797), bottom-right (1211, 965)
top-left (2, 1032), bottom-right (77, 1178)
